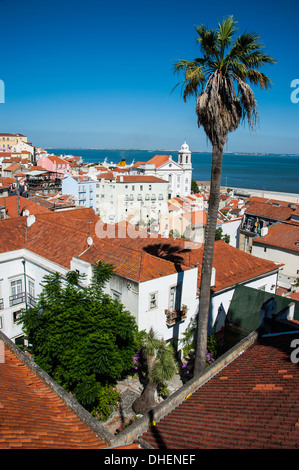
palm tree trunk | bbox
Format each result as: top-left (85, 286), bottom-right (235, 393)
top-left (132, 381), bottom-right (158, 415)
top-left (193, 142), bottom-right (224, 376)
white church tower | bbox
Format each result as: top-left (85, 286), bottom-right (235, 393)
top-left (178, 140), bottom-right (192, 169)
top-left (178, 141), bottom-right (193, 196)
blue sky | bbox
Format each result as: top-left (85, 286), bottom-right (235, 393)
top-left (1, 0), bottom-right (298, 153)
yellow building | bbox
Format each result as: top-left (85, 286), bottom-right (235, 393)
top-left (0, 133), bottom-right (27, 150)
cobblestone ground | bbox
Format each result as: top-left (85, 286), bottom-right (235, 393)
top-left (103, 373), bottom-right (184, 435)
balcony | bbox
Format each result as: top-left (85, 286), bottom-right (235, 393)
top-left (27, 294), bottom-right (36, 307)
top-left (165, 305), bottom-right (187, 327)
top-left (9, 292), bottom-right (26, 307)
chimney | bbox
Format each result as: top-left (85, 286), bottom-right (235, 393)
top-left (26, 214), bottom-right (36, 227)
top-left (260, 226), bottom-right (268, 237)
top-left (210, 267), bottom-right (216, 287)
top-left (120, 176), bottom-right (123, 182)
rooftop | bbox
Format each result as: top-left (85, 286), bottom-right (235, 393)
top-left (0, 210), bottom-right (281, 288)
top-left (253, 222), bottom-right (299, 252)
top-left (0, 330), bottom-right (137, 449)
top-left (245, 200), bottom-right (296, 221)
top-left (140, 329), bottom-right (299, 449)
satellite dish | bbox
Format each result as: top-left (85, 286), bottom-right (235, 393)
top-left (87, 237), bottom-right (93, 246)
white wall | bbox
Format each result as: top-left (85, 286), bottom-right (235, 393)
top-left (252, 243), bottom-right (298, 279)
top-left (208, 271), bottom-right (279, 334)
top-left (218, 218), bottom-right (242, 248)
top-left (138, 267), bottom-right (198, 342)
top-left (0, 249), bottom-right (67, 341)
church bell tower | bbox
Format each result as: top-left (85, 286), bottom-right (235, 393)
top-left (178, 140), bottom-right (192, 169)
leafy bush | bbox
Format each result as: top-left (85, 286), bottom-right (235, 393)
top-left (18, 263), bottom-right (144, 420)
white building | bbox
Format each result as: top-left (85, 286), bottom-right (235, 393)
top-left (95, 174), bottom-right (169, 233)
top-left (130, 141), bottom-right (193, 198)
top-left (252, 222), bottom-right (299, 286)
top-left (0, 210), bottom-right (282, 347)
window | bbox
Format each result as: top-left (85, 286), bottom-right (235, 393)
top-left (264, 247), bottom-right (267, 252)
top-left (149, 185), bottom-right (152, 190)
top-left (149, 292), bottom-right (158, 309)
top-left (112, 290), bottom-right (121, 301)
top-left (140, 185), bottom-right (143, 190)
top-left (13, 310), bottom-right (22, 323)
top-left (132, 185), bottom-right (135, 191)
top-left (0, 316), bottom-right (2, 329)
top-left (169, 284), bottom-right (182, 311)
top-left (28, 280), bottom-right (35, 298)
top-left (10, 279), bottom-right (23, 305)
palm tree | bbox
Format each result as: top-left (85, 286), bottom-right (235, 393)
top-left (132, 328), bottom-right (177, 414)
top-left (173, 16), bottom-right (276, 376)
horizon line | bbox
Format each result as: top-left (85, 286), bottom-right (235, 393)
top-left (44, 147), bottom-right (299, 157)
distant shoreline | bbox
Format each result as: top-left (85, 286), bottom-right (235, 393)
top-left (220, 186), bottom-right (299, 203)
top-left (45, 148), bottom-right (299, 157)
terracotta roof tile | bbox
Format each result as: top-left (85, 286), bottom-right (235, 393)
top-left (0, 338), bottom-right (108, 449)
top-left (253, 222), bottom-right (299, 252)
top-left (145, 154), bottom-right (170, 168)
top-left (140, 332), bottom-right (299, 449)
top-left (116, 175), bottom-right (167, 183)
top-left (2, 195), bottom-right (51, 218)
top-left (0, 211), bottom-right (281, 287)
top-left (245, 201), bottom-right (295, 221)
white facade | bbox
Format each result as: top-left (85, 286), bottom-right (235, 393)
top-left (217, 218), bottom-right (243, 248)
top-left (252, 243), bottom-right (298, 281)
top-left (130, 142), bottom-right (193, 198)
top-left (0, 249), bottom-right (67, 342)
top-left (95, 175), bottom-right (169, 232)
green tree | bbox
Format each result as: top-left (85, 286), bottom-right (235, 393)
top-left (19, 262), bottom-right (144, 421)
top-left (132, 328), bottom-right (177, 414)
top-left (191, 179), bottom-right (200, 194)
top-left (174, 16), bottom-right (275, 375)
top-left (215, 226), bottom-right (230, 243)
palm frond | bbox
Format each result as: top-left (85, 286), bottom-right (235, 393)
top-left (194, 24), bottom-right (220, 59)
top-left (217, 15), bottom-right (238, 47)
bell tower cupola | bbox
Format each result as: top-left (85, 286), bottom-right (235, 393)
top-left (178, 140), bottom-right (192, 169)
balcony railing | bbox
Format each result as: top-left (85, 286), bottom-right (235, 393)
top-left (165, 305), bottom-right (187, 327)
top-left (27, 294), bottom-right (36, 307)
top-left (0, 298), bottom-right (3, 310)
top-left (9, 292), bottom-right (26, 307)
top-left (9, 293), bottom-right (36, 308)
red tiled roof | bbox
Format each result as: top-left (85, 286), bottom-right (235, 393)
top-left (145, 154), bottom-right (170, 168)
top-left (253, 222), bottom-right (299, 252)
top-left (140, 331), bottom-right (299, 449)
top-left (4, 163), bottom-right (20, 171)
top-left (97, 171), bottom-right (114, 180)
top-left (245, 201), bottom-right (295, 221)
top-left (78, 240), bottom-right (185, 282)
top-left (47, 155), bottom-right (69, 165)
top-left (0, 211), bottom-right (281, 288)
top-left (111, 236), bottom-right (280, 291)
top-left (116, 175), bottom-right (167, 183)
top-left (0, 334), bottom-right (111, 448)
top-left (287, 292), bottom-right (299, 301)
top-left (183, 210), bottom-right (207, 225)
top-left (2, 196), bottom-right (51, 218)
